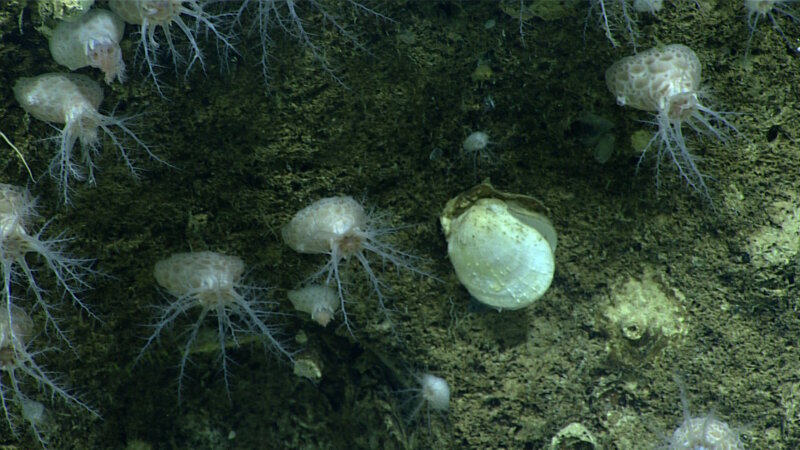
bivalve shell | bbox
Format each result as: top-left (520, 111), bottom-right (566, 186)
top-left (441, 180), bottom-right (556, 310)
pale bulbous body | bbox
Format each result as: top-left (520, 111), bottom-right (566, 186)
top-left (283, 196), bottom-right (427, 330)
top-left (287, 284), bottom-right (339, 327)
top-left (283, 196), bottom-right (368, 255)
top-left (606, 44), bottom-right (701, 115)
top-left (744, 0), bottom-right (799, 54)
top-left (462, 131), bottom-right (490, 154)
top-left (420, 374), bottom-right (450, 412)
top-left (461, 131), bottom-right (496, 169)
top-left (13, 73), bottom-right (153, 203)
top-left (154, 250), bottom-right (245, 308)
top-left (0, 305), bottom-right (34, 369)
top-left (669, 416), bottom-right (744, 450)
top-left (145, 251), bottom-right (291, 399)
top-left (400, 372), bottom-right (450, 427)
top-left (667, 382), bottom-right (744, 450)
top-left (49, 9), bottom-right (126, 84)
top-left (0, 183), bottom-right (36, 242)
top-left (14, 72), bottom-right (103, 126)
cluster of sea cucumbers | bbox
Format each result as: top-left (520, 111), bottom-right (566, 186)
top-left (1, 1), bottom-right (436, 447)
top-left (0, 0), bottom-right (795, 448)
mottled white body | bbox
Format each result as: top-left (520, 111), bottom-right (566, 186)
top-left (0, 305), bottom-right (33, 368)
top-left (461, 130), bottom-right (497, 169)
top-left (669, 416), bottom-right (744, 449)
top-left (49, 9), bottom-right (126, 84)
top-left (400, 372), bottom-right (450, 427)
top-left (606, 45), bottom-right (738, 199)
top-left (746, 0), bottom-right (779, 14)
top-left (14, 72), bottom-right (103, 125)
top-left (145, 251), bottom-right (290, 399)
top-left (13, 73), bottom-right (154, 203)
top-left (0, 183), bottom-right (34, 243)
top-left (606, 44), bottom-right (700, 115)
top-left (287, 284), bottom-right (339, 327)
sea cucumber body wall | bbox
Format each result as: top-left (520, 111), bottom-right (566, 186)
top-left (49, 9), bottom-right (126, 83)
top-left (144, 251), bottom-right (291, 399)
top-left (606, 44), bottom-right (738, 199)
top-left (14, 72), bottom-right (102, 126)
top-left (282, 196), bottom-right (368, 255)
top-left (14, 72), bottom-right (154, 203)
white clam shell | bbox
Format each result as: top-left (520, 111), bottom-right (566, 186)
top-left (441, 181), bottom-right (556, 310)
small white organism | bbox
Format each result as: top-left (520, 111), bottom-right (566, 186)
top-left (0, 183), bottom-right (94, 343)
top-left (0, 304), bottom-right (97, 447)
top-left (49, 9), bottom-right (127, 84)
top-left (667, 381), bottom-right (744, 449)
top-left (142, 251), bottom-right (291, 399)
top-left (418, 373), bottom-right (450, 413)
top-left (287, 284), bottom-right (339, 327)
top-left (282, 196), bottom-right (429, 331)
top-left (109, 0), bottom-right (234, 94)
top-left (606, 44), bottom-right (739, 200)
top-left (13, 72), bottom-right (157, 203)
top-left (397, 372), bottom-right (450, 428)
top-left (744, 0), bottom-right (800, 53)
top-left (461, 131), bottom-right (496, 170)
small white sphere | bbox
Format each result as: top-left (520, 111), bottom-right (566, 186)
top-left (421, 374), bottom-right (450, 412)
top-left (287, 284), bottom-right (339, 327)
top-left (462, 131), bottom-right (490, 153)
